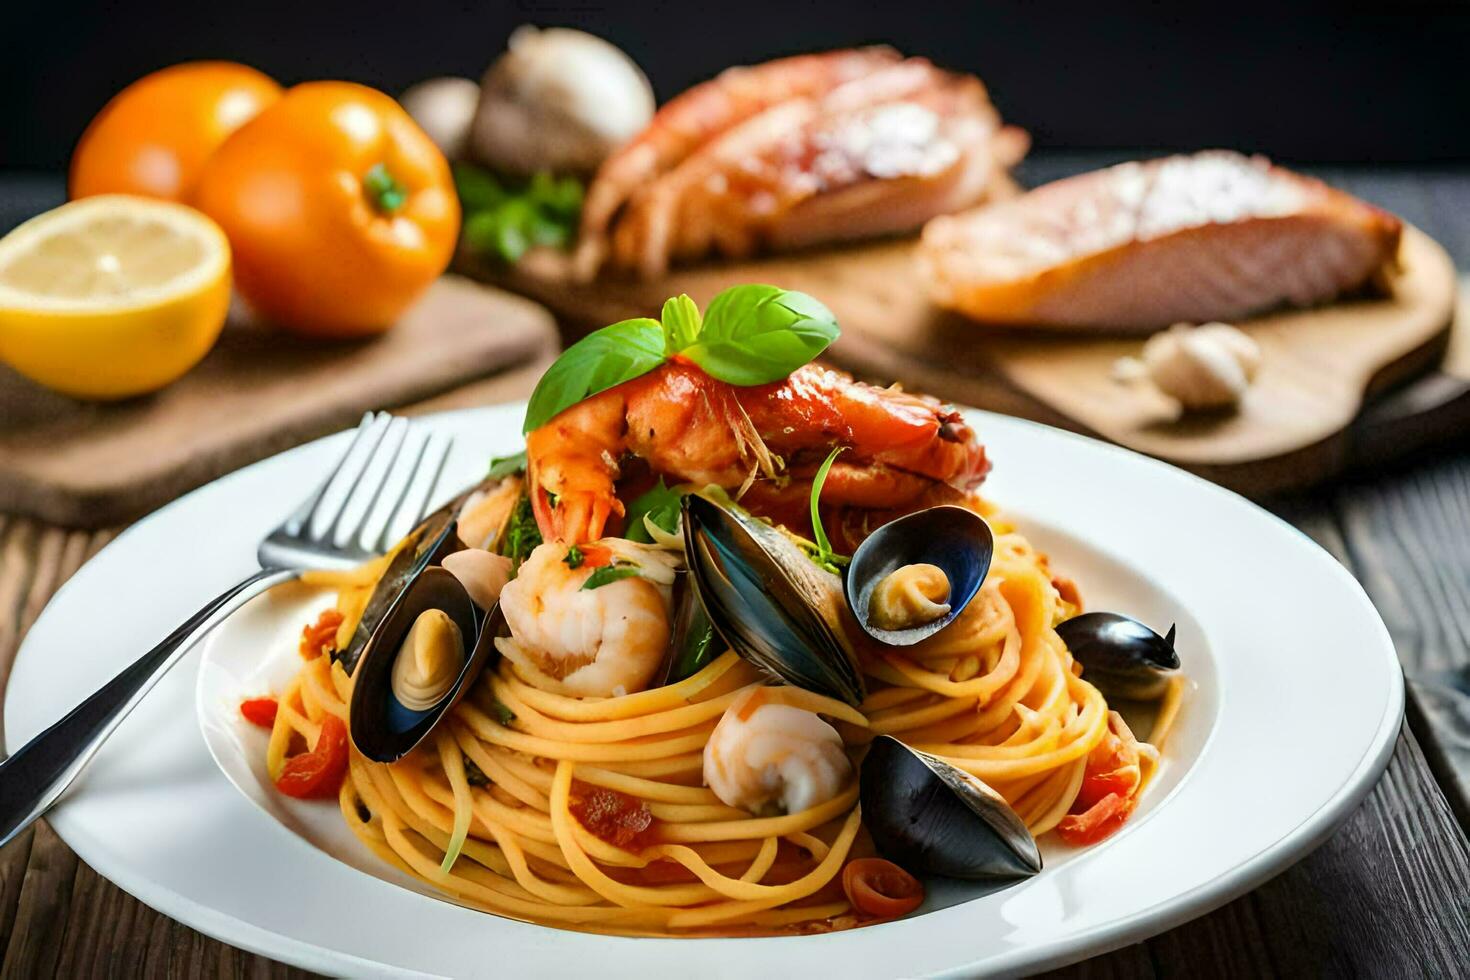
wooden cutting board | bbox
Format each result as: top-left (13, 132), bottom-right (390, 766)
top-left (463, 225), bottom-right (1459, 496)
top-left (0, 276), bottom-right (559, 528)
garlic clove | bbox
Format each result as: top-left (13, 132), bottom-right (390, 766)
top-left (1139, 321), bottom-right (1261, 411)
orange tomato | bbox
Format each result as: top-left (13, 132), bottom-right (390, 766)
top-left (70, 62), bottom-right (282, 202)
top-left (194, 81), bottom-right (459, 337)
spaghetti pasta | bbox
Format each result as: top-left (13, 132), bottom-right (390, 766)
top-left (259, 503), bottom-right (1183, 936)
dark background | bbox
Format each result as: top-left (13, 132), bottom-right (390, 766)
top-left (3, 0), bottom-right (1470, 171)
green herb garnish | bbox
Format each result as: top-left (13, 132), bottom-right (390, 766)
top-left (463, 756), bottom-right (490, 787)
top-left (624, 480), bottom-right (682, 543)
top-left (489, 699), bottom-right (516, 726)
top-left (563, 544), bottom-right (585, 569)
top-left (807, 446), bottom-right (849, 574)
top-left (582, 563), bottom-right (642, 590)
top-left (523, 285), bottom-right (838, 434)
top-left (456, 163), bottom-right (583, 264)
top-left (487, 449), bottom-right (527, 480)
top-left (497, 492), bottom-right (543, 569)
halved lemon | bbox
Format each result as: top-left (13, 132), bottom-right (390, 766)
top-left (0, 194), bottom-right (231, 399)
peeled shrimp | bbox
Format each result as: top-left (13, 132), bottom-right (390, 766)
top-left (494, 540), bottom-right (672, 698)
top-left (703, 688), bottom-right (853, 816)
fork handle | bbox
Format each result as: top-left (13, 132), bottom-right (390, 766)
top-left (0, 566), bottom-right (298, 847)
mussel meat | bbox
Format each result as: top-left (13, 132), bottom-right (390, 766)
top-left (682, 493), bottom-right (865, 707)
top-left (1055, 612), bottom-right (1180, 700)
top-left (336, 501), bottom-right (465, 675)
top-left (845, 505), bottom-right (994, 646)
top-left (349, 567), bottom-right (505, 763)
top-left (861, 735), bottom-right (1041, 881)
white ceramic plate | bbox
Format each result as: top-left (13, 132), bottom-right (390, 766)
top-left (4, 405), bottom-right (1403, 978)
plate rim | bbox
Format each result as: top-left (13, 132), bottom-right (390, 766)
top-left (4, 404), bottom-right (1404, 978)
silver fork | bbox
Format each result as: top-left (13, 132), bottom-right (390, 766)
top-left (0, 412), bottom-right (454, 846)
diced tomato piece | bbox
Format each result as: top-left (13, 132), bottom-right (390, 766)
top-left (299, 608), bottom-right (344, 660)
top-left (842, 858), bottom-right (925, 919)
top-left (240, 697), bottom-right (278, 729)
top-left (274, 714), bottom-right (349, 799)
top-left (1057, 792), bottom-right (1136, 846)
top-left (568, 779), bottom-right (654, 850)
top-left (1074, 766), bottom-right (1140, 811)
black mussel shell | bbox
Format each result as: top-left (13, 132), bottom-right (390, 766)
top-left (845, 505), bottom-right (994, 646)
top-left (349, 567), bottom-right (504, 763)
top-left (861, 735), bottom-right (1041, 881)
top-left (1055, 612), bottom-right (1180, 700)
top-left (682, 494), bottom-right (865, 707)
top-left (337, 509), bottom-right (465, 675)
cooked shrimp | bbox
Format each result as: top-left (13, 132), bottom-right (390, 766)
top-left (526, 360), bottom-right (989, 543)
top-left (574, 47), bottom-right (903, 279)
top-left (494, 540), bottom-right (672, 698)
top-left (703, 687), bottom-right (853, 815)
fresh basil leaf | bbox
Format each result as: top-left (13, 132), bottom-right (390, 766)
top-left (681, 284), bottom-right (839, 386)
top-left (487, 449), bottom-right (527, 480)
top-left (661, 294), bottom-right (703, 355)
top-left (497, 492), bottom-right (542, 568)
top-left (523, 318), bottom-right (666, 433)
top-left (581, 564), bottom-right (643, 590)
top-left (624, 480), bottom-right (682, 543)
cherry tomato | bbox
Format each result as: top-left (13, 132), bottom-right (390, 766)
top-left (1073, 729), bottom-right (1142, 811)
top-left (239, 697), bottom-right (278, 729)
top-left (1056, 792), bottom-right (1136, 846)
top-left (841, 858), bottom-right (925, 919)
top-left (70, 62), bottom-right (281, 202)
top-left (194, 81), bottom-right (459, 337)
top-left (274, 714), bottom-right (350, 799)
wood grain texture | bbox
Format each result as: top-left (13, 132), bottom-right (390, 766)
top-left (0, 276), bottom-right (559, 530)
top-left (461, 202), bottom-right (1458, 498)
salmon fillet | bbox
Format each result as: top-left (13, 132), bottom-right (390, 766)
top-left (919, 151), bottom-right (1402, 332)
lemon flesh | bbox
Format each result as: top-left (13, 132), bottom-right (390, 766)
top-left (0, 195), bottom-right (231, 399)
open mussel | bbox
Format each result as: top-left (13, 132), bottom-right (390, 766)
top-left (845, 505), bottom-right (994, 646)
top-left (861, 735), bottom-right (1041, 881)
top-left (349, 566), bottom-right (507, 762)
top-left (1055, 612), bottom-right (1180, 700)
top-left (682, 493), bottom-right (865, 707)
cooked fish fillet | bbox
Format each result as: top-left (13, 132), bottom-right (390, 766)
top-left (605, 58), bottom-right (1026, 278)
top-left (919, 151), bottom-right (1403, 331)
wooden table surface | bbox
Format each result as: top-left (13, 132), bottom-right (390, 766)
top-left (3, 162), bottom-right (1470, 977)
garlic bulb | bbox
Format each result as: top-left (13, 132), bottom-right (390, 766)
top-left (1124, 322), bottom-right (1263, 410)
top-left (399, 77), bottom-right (480, 159)
top-left (470, 26), bottom-right (654, 176)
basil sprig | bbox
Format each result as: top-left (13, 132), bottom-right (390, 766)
top-left (624, 480), bottom-right (682, 543)
top-left (522, 284), bottom-right (838, 434)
